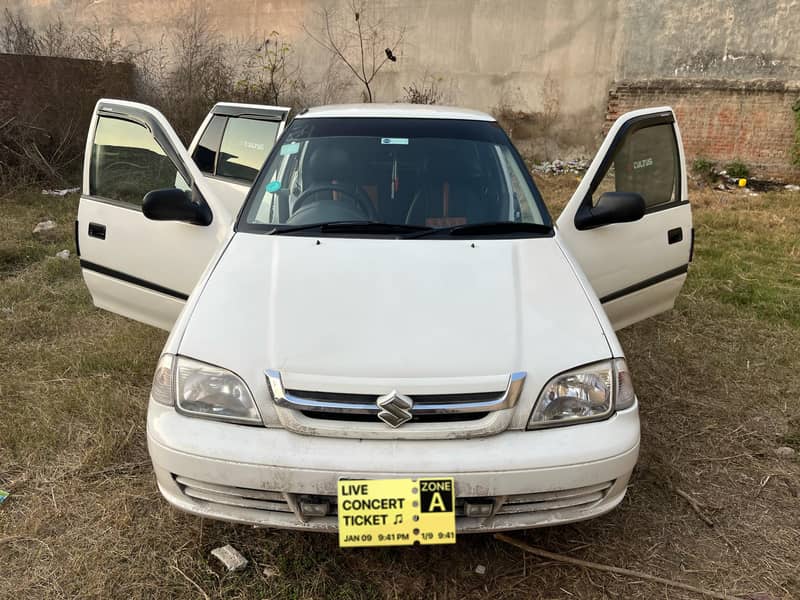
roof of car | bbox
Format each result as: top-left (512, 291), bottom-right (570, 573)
top-left (297, 103), bottom-right (496, 121)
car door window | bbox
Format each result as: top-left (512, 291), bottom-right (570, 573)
top-left (216, 117), bottom-right (280, 182)
top-left (592, 123), bottom-right (679, 210)
top-left (90, 116), bottom-right (189, 207)
top-left (192, 115), bottom-right (227, 175)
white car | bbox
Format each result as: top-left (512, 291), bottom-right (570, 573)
top-left (77, 100), bottom-right (692, 542)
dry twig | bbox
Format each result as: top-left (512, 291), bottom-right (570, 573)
top-left (495, 534), bottom-right (742, 600)
top-left (675, 487), bottom-right (715, 527)
top-left (171, 561), bottom-right (210, 600)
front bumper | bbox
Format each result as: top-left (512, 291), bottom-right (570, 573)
top-left (147, 402), bottom-right (640, 533)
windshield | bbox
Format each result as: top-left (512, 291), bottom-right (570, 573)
top-left (238, 117), bottom-right (551, 235)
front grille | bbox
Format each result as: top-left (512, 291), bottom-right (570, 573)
top-left (178, 476), bottom-right (294, 512)
top-left (174, 475), bottom-right (613, 522)
top-left (291, 390), bottom-right (503, 405)
top-left (265, 370), bottom-right (526, 425)
top-left (495, 481), bottom-right (613, 514)
top-left (300, 410), bottom-right (490, 423)
top-left (175, 476), bottom-right (337, 515)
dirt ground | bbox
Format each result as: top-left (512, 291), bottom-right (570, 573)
top-left (1, 178), bottom-right (798, 599)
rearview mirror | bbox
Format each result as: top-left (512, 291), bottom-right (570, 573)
top-left (574, 192), bottom-right (645, 230)
top-left (142, 187), bottom-right (212, 226)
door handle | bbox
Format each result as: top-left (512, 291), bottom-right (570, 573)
top-left (88, 222), bottom-right (106, 240)
top-left (667, 227), bottom-right (683, 244)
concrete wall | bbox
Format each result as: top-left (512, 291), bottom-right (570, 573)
top-left (2, 0), bottom-right (622, 154)
top-left (618, 0), bottom-right (800, 80)
top-left (5, 0), bottom-right (800, 174)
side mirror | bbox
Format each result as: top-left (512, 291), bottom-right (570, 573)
top-left (142, 187), bottom-right (212, 226)
top-left (574, 191), bottom-right (645, 230)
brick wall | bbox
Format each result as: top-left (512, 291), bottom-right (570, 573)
top-left (607, 79), bottom-right (800, 182)
top-left (0, 53), bottom-right (134, 182)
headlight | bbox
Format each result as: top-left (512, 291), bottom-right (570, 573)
top-left (150, 354), bottom-right (262, 425)
top-left (527, 359), bottom-right (635, 429)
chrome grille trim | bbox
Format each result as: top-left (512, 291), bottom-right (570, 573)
top-left (265, 370), bottom-right (526, 416)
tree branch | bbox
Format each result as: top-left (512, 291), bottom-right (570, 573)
top-left (303, 9), bottom-right (365, 86)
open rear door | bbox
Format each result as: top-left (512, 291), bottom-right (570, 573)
top-left (557, 107), bottom-right (693, 330)
top-left (78, 100), bottom-right (232, 330)
top-left (188, 102), bottom-right (290, 215)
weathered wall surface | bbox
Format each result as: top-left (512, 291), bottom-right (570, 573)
top-left (2, 0), bottom-right (622, 155)
top-left (4, 0), bottom-right (800, 176)
top-left (0, 53), bottom-right (134, 119)
top-left (618, 0), bottom-right (800, 80)
top-left (607, 80), bottom-right (800, 181)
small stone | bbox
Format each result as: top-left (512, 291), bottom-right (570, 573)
top-left (784, 184), bottom-right (800, 192)
top-left (33, 220), bottom-right (56, 234)
top-left (211, 544), bottom-right (248, 571)
top-left (56, 249), bottom-right (70, 260)
top-left (262, 564), bottom-right (279, 578)
top-left (475, 564), bottom-right (486, 575)
top-left (775, 446), bottom-right (796, 459)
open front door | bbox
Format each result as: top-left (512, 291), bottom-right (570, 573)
top-left (78, 100), bottom-right (232, 331)
top-left (557, 107), bottom-right (693, 330)
top-left (187, 102), bottom-right (290, 215)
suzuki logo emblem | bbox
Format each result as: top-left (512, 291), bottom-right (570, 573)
top-left (376, 390), bottom-right (414, 428)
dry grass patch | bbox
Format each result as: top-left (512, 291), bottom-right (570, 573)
top-left (1, 182), bottom-right (798, 599)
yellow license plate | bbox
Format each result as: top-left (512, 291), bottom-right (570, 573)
top-left (337, 478), bottom-right (456, 547)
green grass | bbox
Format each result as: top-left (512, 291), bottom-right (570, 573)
top-left (690, 194), bottom-right (800, 326)
top-left (1, 184), bottom-right (799, 599)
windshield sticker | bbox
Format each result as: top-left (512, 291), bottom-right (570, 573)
top-left (280, 142), bottom-right (300, 156)
top-left (266, 180), bottom-right (281, 193)
top-left (381, 137), bottom-right (409, 145)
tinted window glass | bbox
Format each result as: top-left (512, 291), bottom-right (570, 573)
top-left (593, 123), bottom-right (679, 209)
top-left (216, 117), bottom-right (280, 182)
top-left (192, 115), bottom-right (226, 174)
top-left (90, 116), bottom-right (186, 206)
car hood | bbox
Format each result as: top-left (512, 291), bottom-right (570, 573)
top-left (179, 233), bottom-right (611, 399)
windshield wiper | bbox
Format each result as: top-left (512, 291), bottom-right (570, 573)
top-left (270, 221), bottom-right (434, 236)
top-left (411, 221), bottom-right (553, 238)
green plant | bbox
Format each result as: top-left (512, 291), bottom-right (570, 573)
top-left (402, 74), bottom-right (443, 104)
top-left (692, 157), bottom-right (717, 180)
top-left (724, 159), bottom-right (750, 179)
top-left (235, 32), bottom-right (306, 108)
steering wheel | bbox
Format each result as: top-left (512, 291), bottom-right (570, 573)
top-left (291, 183), bottom-right (377, 221)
